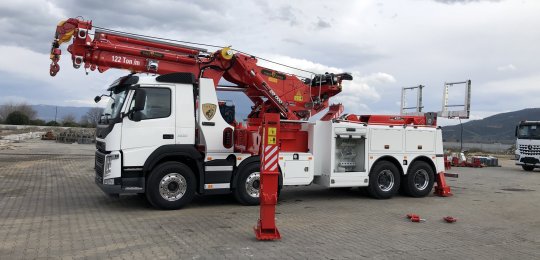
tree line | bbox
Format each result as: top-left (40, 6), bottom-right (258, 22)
top-left (0, 102), bottom-right (104, 128)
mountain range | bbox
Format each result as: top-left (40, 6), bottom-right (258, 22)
top-left (442, 108), bottom-right (540, 144)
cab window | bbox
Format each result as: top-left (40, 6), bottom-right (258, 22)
top-left (131, 87), bottom-right (171, 120)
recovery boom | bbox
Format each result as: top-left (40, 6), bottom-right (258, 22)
top-left (50, 17), bottom-right (352, 121)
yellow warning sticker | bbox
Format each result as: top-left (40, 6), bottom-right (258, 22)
top-left (268, 136), bottom-right (276, 144)
top-left (268, 127), bottom-right (277, 136)
top-left (268, 77), bottom-right (278, 83)
top-left (294, 90), bottom-right (303, 101)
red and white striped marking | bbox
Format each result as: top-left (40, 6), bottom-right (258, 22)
top-left (264, 145), bottom-right (279, 171)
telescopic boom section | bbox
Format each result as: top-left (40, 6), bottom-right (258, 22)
top-left (49, 17), bottom-right (352, 121)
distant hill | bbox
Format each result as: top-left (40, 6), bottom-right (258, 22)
top-left (32, 105), bottom-right (95, 122)
top-left (442, 108), bottom-right (540, 144)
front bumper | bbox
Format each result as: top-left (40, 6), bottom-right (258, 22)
top-left (515, 156), bottom-right (540, 167)
top-left (95, 150), bottom-right (144, 195)
top-left (95, 173), bottom-right (145, 195)
top-left (95, 176), bottom-right (124, 194)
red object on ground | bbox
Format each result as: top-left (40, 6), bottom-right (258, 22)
top-left (406, 214), bottom-right (419, 219)
top-left (443, 216), bottom-right (457, 223)
top-left (444, 155), bottom-right (452, 170)
top-left (406, 214), bottom-right (425, 222)
top-left (254, 113), bottom-right (281, 240)
top-left (451, 157), bottom-right (459, 166)
top-left (434, 172), bottom-right (453, 197)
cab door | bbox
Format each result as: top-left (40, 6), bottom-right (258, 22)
top-left (121, 85), bottom-right (175, 167)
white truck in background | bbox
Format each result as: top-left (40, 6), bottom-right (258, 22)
top-left (515, 121), bottom-right (540, 171)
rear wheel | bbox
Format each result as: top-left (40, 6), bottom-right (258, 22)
top-left (367, 160), bottom-right (400, 199)
top-left (522, 165), bottom-right (535, 171)
top-left (402, 161), bottom-right (435, 197)
top-left (146, 162), bottom-right (196, 210)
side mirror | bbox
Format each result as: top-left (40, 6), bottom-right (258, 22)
top-left (515, 126), bottom-right (518, 137)
top-left (133, 89), bottom-right (146, 111)
top-left (129, 89), bottom-right (146, 122)
top-left (131, 111), bottom-right (144, 122)
top-left (94, 96), bottom-right (101, 103)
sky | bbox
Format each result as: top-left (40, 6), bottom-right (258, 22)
top-left (0, 0), bottom-right (539, 125)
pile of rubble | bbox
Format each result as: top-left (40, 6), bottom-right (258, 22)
top-left (55, 128), bottom-right (96, 144)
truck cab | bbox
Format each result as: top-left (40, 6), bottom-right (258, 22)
top-left (515, 121), bottom-right (540, 171)
top-left (94, 73), bottom-right (262, 209)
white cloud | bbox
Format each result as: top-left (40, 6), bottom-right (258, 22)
top-left (497, 64), bottom-right (517, 71)
top-left (64, 99), bottom-right (99, 106)
top-left (0, 95), bottom-right (29, 103)
top-left (0, 46), bottom-right (49, 81)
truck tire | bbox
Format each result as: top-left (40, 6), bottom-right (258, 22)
top-left (145, 162), bottom-right (196, 210)
top-left (367, 160), bottom-right (400, 199)
top-left (522, 165), bottom-right (535, 171)
top-left (402, 161), bottom-right (435, 197)
top-left (234, 163), bottom-right (281, 206)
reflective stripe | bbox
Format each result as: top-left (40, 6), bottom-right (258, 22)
top-left (205, 166), bottom-right (233, 171)
top-left (123, 168), bottom-right (143, 171)
top-left (204, 183), bottom-right (230, 189)
top-left (264, 145), bottom-right (279, 171)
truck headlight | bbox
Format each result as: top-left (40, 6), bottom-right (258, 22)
top-left (104, 154), bottom-right (119, 177)
top-left (515, 154), bottom-right (520, 160)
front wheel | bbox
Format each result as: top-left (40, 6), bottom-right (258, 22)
top-left (146, 162), bottom-right (196, 210)
top-left (234, 163), bottom-right (281, 206)
top-left (522, 165), bottom-right (535, 171)
top-left (367, 161), bottom-right (400, 199)
top-left (402, 161), bottom-right (435, 197)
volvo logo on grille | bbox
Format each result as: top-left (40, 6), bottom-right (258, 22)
top-left (528, 145), bottom-right (532, 150)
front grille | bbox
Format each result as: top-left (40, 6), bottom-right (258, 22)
top-left (95, 151), bottom-right (105, 178)
top-left (518, 144), bottom-right (540, 156)
top-left (96, 141), bottom-right (106, 152)
top-left (520, 157), bottom-right (539, 164)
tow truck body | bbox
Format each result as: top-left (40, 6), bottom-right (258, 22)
top-left (50, 17), bottom-right (454, 240)
top-left (93, 74), bottom-right (445, 195)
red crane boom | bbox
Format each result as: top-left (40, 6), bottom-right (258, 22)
top-left (50, 18), bottom-right (352, 122)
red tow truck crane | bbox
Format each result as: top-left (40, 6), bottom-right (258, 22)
top-left (50, 17), bottom-right (453, 240)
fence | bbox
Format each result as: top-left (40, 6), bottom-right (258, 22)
top-left (444, 142), bottom-right (513, 153)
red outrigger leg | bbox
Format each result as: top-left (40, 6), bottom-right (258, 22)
top-left (254, 113), bottom-right (281, 240)
top-left (434, 172), bottom-right (453, 197)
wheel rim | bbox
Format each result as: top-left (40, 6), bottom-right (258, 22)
top-left (377, 169), bottom-right (395, 192)
top-left (245, 171), bottom-right (260, 198)
top-left (413, 169), bottom-right (429, 191)
top-left (159, 173), bottom-right (187, 201)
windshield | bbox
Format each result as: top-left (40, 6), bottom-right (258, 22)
top-left (100, 86), bottom-right (128, 124)
top-left (517, 124), bottom-right (540, 140)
